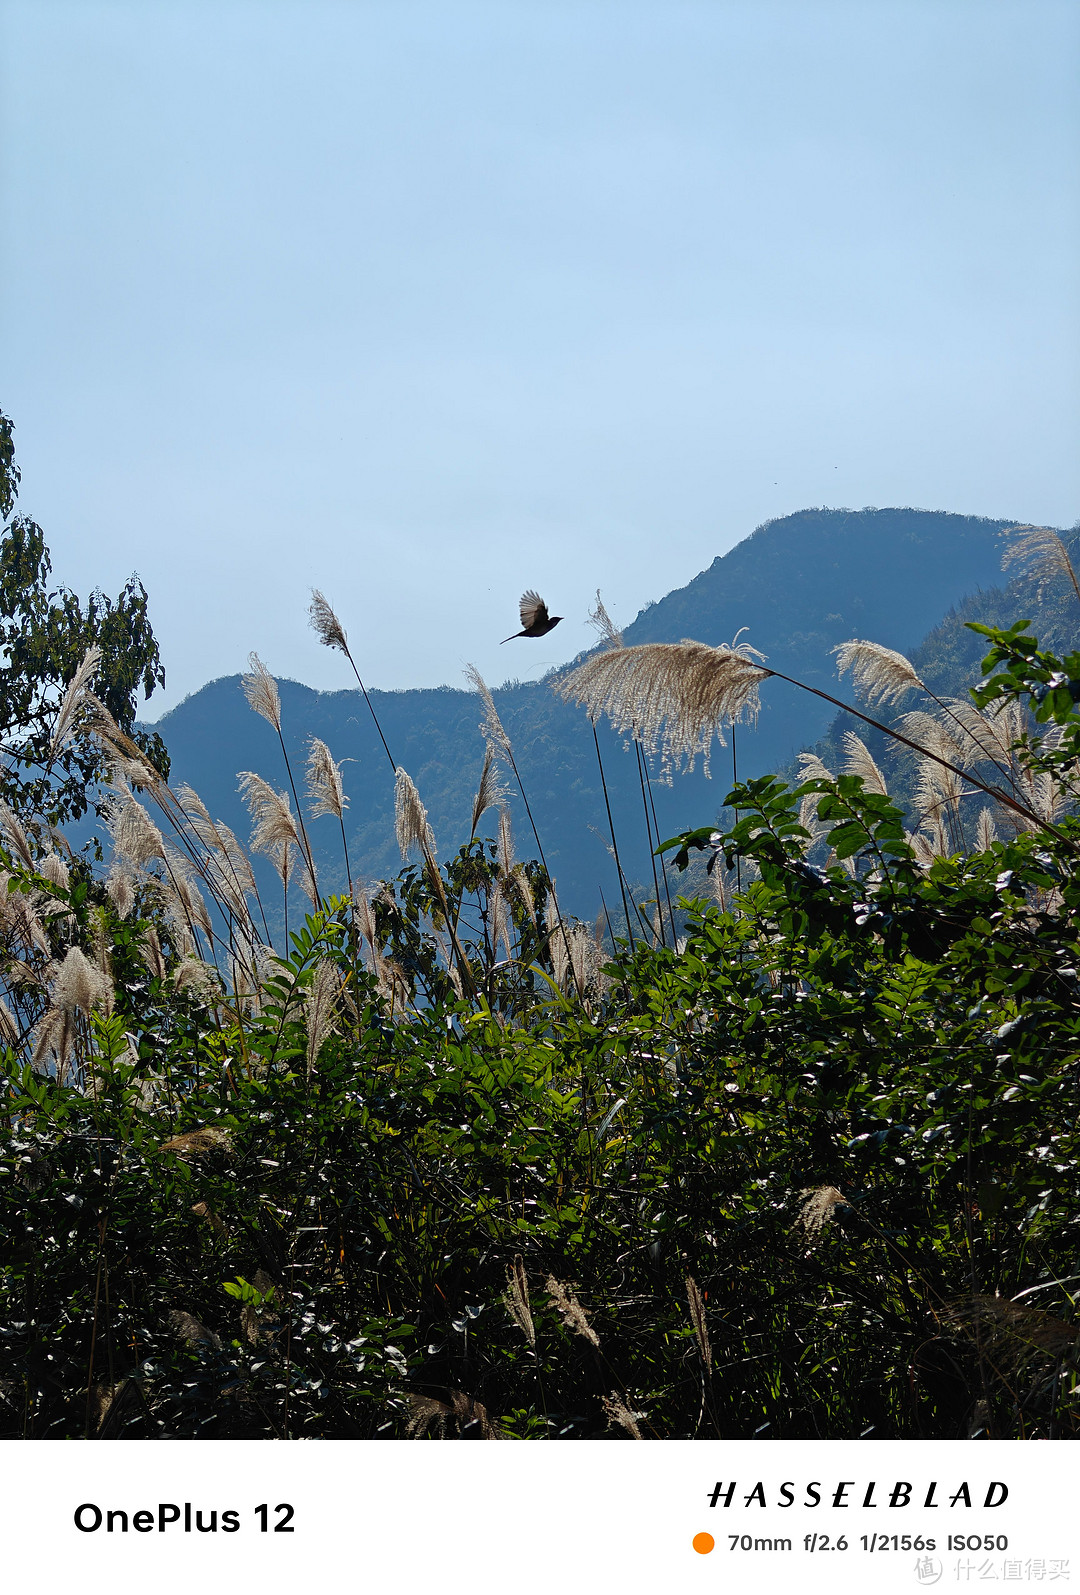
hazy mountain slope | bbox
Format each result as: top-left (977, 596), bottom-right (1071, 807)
top-left (140, 507), bottom-right (1022, 919)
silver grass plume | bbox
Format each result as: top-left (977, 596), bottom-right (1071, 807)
top-left (297, 857), bottom-right (320, 911)
top-left (139, 925), bottom-right (167, 981)
top-left (305, 959), bottom-right (342, 1077)
top-left (153, 880), bottom-right (196, 960)
top-left (601, 1392), bottom-right (643, 1440)
top-left (833, 640), bottom-right (924, 707)
top-left (840, 731), bottom-right (888, 795)
top-left (557, 639), bottom-right (767, 775)
top-left (309, 588), bottom-right (348, 652)
top-left (82, 692), bottom-right (168, 797)
top-left (0, 873), bottom-right (49, 954)
top-left (31, 1007), bottom-right (76, 1077)
top-left (464, 664), bottom-right (512, 757)
top-left (495, 803), bottom-right (536, 924)
top-left (89, 906), bottom-right (112, 987)
top-left (208, 822), bottom-right (258, 907)
top-left (685, 1275), bottom-right (712, 1373)
top-left (54, 945), bottom-right (113, 1018)
top-left (405, 1390), bottom-right (503, 1441)
top-left (104, 867), bottom-right (134, 931)
top-left (242, 652), bottom-right (281, 733)
top-left (38, 853), bottom-right (70, 893)
top-left (796, 754), bottom-right (837, 846)
top-left (504, 1256), bottom-right (535, 1348)
top-left (509, 862), bottom-right (537, 927)
top-left (0, 997), bottom-right (19, 1048)
top-left (238, 772), bottom-right (301, 860)
top-left (0, 800), bottom-right (36, 871)
top-left (1002, 523), bottom-right (1080, 605)
top-left (915, 756), bottom-right (966, 825)
top-left (32, 946), bottom-right (114, 1075)
top-left (796, 1185), bottom-right (851, 1241)
top-left (897, 711), bottom-right (970, 772)
top-left (395, 767), bottom-right (437, 863)
top-left (489, 877), bottom-right (513, 963)
top-left (974, 807), bottom-right (998, 852)
top-left (163, 846), bottom-right (213, 939)
top-left (588, 589), bottom-right (623, 651)
top-left (797, 752), bottom-right (834, 784)
top-left (911, 815), bottom-right (948, 866)
top-left (546, 1275), bottom-right (600, 1348)
top-left (547, 890), bottom-right (568, 988)
top-left (305, 737), bottom-right (347, 820)
top-left (175, 782), bottom-right (214, 829)
top-left (107, 793), bottom-right (164, 869)
top-left (497, 805), bottom-right (515, 878)
top-left (932, 696), bottom-right (1023, 773)
top-left (47, 826), bottom-right (74, 860)
top-left (906, 829), bottom-right (938, 867)
top-left (172, 958), bottom-right (222, 1002)
top-left (50, 645), bottom-right (102, 757)
top-left (352, 883), bottom-right (378, 948)
top-left (569, 920), bottom-right (606, 997)
top-left (470, 742), bottom-right (504, 836)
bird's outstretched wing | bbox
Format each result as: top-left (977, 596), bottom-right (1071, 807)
top-left (519, 590), bottom-right (549, 631)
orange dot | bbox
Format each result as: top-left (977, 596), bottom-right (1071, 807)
top-left (693, 1533), bottom-right (715, 1555)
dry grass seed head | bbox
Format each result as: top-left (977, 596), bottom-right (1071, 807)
top-left (38, 853), bottom-right (70, 892)
top-left (588, 590), bottom-right (624, 651)
top-left (489, 877), bottom-right (512, 963)
top-left (159, 1126), bottom-right (231, 1158)
top-left (840, 731), bottom-right (888, 795)
top-left (305, 959), bottom-right (343, 1076)
top-left (897, 710), bottom-right (969, 771)
top-left (947, 1294), bottom-right (1080, 1361)
top-left (601, 1392), bottom-right (643, 1440)
top-left (172, 958), bottom-right (223, 1003)
top-left (242, 652), bottom-right (281, 734)
top-left (510, 863), bottom-right (537, 927)
top-left (167, 1309), bottom-right (223, 1349)
top-left (0, 800), bottom-right (36, 871)
top-left (796, 1185), bottom-right (851, 1241)
top-left (496, 805), bottom-right (515, 878)
top-left (30, 1006), bottom-right (76, 1077)
top-left (309, 588), bottom-right (348, 652)
top-left (557, 640), bottom-right (767, 774)
top-left (464, 664), bottom-right (512, 756)
top-left (394, 768), bottom-right (437, 863)
top-left (796, 752), bottom-right (834, 785)
top-left (54, 945), bottom-right (113, 1018)
top-left (50, 645), bottom-right (103, 757)
top-left (238, 772), bottom-right (301, 856)
top-left (974, 807), bottom-right (998, 851)
top-left (832, 640), bottom-right (924, 707)
top-left (104, 863), bottom-right (134, 920)
top-left (0, 996), bottom-right (19, 1048)
top-left (1001, 524), bottom-right (1080, 601)
top-left (139, 925), bottom-right (167, 982)
top-left (470, 742), bottom-right (504, 836)
top-left (108, 793), bottom-right (164, 870)
top-left (546, 1275), bottom-right (601, 1348)
top-left (685, 1275), bottom-right (713, 1372)
top-left (504, 1256), bottom-right (536, 1348)
top-left (306, 737), bottom-right (347, 821)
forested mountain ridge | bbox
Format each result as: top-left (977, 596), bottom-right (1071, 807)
top-left (139, 506), bottom-right (1041, 916)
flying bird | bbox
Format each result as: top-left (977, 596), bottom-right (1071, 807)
top-left (502, 590), bottom-right (563, 643)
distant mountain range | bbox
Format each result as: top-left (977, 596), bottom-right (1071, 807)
top-left (135, 507), bottom-right (1062, 922)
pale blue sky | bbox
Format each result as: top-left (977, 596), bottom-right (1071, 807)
top-left (3, 0), bottom-right (1078, 716)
